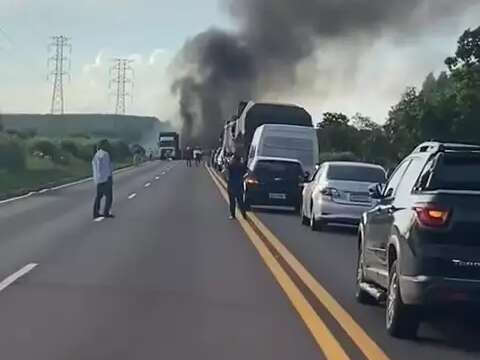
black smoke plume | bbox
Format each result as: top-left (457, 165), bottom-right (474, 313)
top-left (171, 0), bottom-right (476, 147)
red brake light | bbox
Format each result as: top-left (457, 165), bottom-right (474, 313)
top-left (414, 204), bottom-right (450, 227)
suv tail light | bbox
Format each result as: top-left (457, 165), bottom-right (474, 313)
top-left (414, 204), bottom-right (450, 227)
top-left (245, 176), bottom-right (259, 185)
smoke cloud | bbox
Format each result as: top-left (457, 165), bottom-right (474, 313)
top-left (171, 0), bottom-right (477, 147)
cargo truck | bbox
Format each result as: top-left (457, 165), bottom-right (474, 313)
top-left (158, 132), bottom-right (180, 160)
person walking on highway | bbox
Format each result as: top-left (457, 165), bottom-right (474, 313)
top-left (226, 153), bottom-right (247, 220)
top-left (92, 140), bottom-right (114, 219)
top-left (185, 146), bottom-right (193, 167)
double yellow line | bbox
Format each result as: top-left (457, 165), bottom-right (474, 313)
top-left (206, 166), bottom-right (390, 360)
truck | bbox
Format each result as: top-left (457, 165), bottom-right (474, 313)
top-left (232, 101), bottom-right (314, 161)
top-left (158, 132), bottom-right (180, 160)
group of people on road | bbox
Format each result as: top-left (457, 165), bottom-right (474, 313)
top-left (90, 140), bottom-right (248, 221)
top-left (184, 146), bottom-right (204, 167)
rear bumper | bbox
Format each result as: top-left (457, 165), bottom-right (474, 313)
top-left (246, 187), bottom-right (301, 207)
top-left (400, 275), bottom-right (480, 305)
top-left (317, 200), bottom-right (371, 225)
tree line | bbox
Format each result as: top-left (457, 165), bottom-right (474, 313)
top-left (317, 26), bottom-right (480, 168)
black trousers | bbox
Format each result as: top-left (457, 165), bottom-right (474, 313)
top-left (93, 177), bottom-right (113, 217)
top-left (228, 186), bottom-right (245, 217)
top-left (186, 159), bottom-right (192, 167)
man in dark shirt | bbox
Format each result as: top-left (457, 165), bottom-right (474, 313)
top-left (226, 153), bottom-right (247, 219)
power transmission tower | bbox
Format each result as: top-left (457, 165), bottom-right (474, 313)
top-left (48, 36), bottom-right (71, 115)
top-left (109, 58), bottom-right (134, 115)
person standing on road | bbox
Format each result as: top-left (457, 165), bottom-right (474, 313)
top-left (185, 146), bottom-right (193, 167)
top-left (92, 140), bottom-right (114, 219)
top-left (226, 153), bottom-right (247, 219)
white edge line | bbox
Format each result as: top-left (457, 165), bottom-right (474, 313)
top-left (0, 192), bottom-right (36, 205)
top-left (0, 263), bottom-right (38, 293)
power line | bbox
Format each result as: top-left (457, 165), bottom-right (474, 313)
top-left (109, 58), bottom-right (134, 115)
top-left (47, 36), bottom-right (71, 115)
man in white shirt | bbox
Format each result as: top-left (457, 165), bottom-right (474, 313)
top-left (92, 140), bottom-right (114, 219)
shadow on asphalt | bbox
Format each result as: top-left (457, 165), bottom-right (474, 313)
top-left (416, 307), bottom-right (480, 352)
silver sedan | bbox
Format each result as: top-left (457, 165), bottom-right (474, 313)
top-left (301, 161), bottom-right (386, 231)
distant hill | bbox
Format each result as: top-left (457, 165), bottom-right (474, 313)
top-left (1, 113), bottom-right (174, 144)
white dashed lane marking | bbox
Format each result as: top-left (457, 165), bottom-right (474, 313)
top-left (128, 193), bottom-right (137, 200)
top-left (94, 217), bottom-right (105, 222)
top-left (144, 182), bottom-right (151, 188)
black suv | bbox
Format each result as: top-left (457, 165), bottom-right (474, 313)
top-left (356, 142), bottom-right (480, 338)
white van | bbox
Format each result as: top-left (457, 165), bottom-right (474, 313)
top-left (247, 124), bottom-right (319, 174)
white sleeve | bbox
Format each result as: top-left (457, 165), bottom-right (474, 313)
top-left (92, 156), bottom-right (99, 183)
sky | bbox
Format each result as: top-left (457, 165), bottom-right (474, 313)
top-left (0, 0), bottom-right (479, 125)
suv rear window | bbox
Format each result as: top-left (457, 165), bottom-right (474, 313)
top-left (427, 153), bottom-right (480, 190)
top-left (254, 161), bottom-right (303, 180)
top-left (327, 165), bottom-right (386, 183)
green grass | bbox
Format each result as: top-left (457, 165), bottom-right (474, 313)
top-left (0, 155), bottom-right (132, 200)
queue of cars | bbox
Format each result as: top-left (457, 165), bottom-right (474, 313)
top-left (214, 101), bottom-right (480, 340)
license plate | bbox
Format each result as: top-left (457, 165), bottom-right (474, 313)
top-left (269, 193), bottom-right (287, 200)
top-left (350, 194), bottom-right (370, 203)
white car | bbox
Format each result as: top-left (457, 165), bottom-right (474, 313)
top-left (301, 162), bottom-right (386, 231)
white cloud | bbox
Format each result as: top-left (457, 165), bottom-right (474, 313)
top-left (149, 48), bottom-right (167, 65)
top-left (83, 50), bottom-right (105, 74)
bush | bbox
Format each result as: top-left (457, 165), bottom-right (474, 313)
top-left (76, 143), bottom-right (96, 162)
top-left (111, 140), bottom-right (131, 162)
top-left (29, 139), bottom-right (58, 158)
top-left (28, 139), bottom-right (69, 165)
top-left (0, 134), bottom-right (26, 171)
top-left (4, 129), bottom-right (37, 140)
top-left (60, 139), bottom-right (79, 157)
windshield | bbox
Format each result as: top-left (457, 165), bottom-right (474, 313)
top-left (254, 160), bottom-right (303, 180)
top-left (262, 136), bottom-right (314, 167)
top-left (327, 165), bottom-right (386, 183)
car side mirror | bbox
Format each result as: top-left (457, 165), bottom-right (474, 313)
top-left (304, 171), bottom-right (311, 182)
top-left (369, 183), bottom-right (385, 199)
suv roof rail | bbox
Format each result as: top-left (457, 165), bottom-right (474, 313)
top-left (413, 142), bottom-right (480, 154)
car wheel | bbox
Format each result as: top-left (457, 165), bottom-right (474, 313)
top-left (310, 207), bottom-right (322, 232)
top-left (355, 246), bottom-right (377, 305)
top-left (386, 260), bottom-right (420, 339)
top-left (301, 205), bottom-right (309, 226)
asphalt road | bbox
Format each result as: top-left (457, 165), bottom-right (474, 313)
top-left (0, 161), bottom-right (320, 360)
top-left (1, 162), bottom-right (480, 359)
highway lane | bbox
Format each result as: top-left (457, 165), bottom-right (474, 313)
top-left (0, 162), bottom-right (321, 360)
top-left (257, 209), bottom-right (480, 360)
